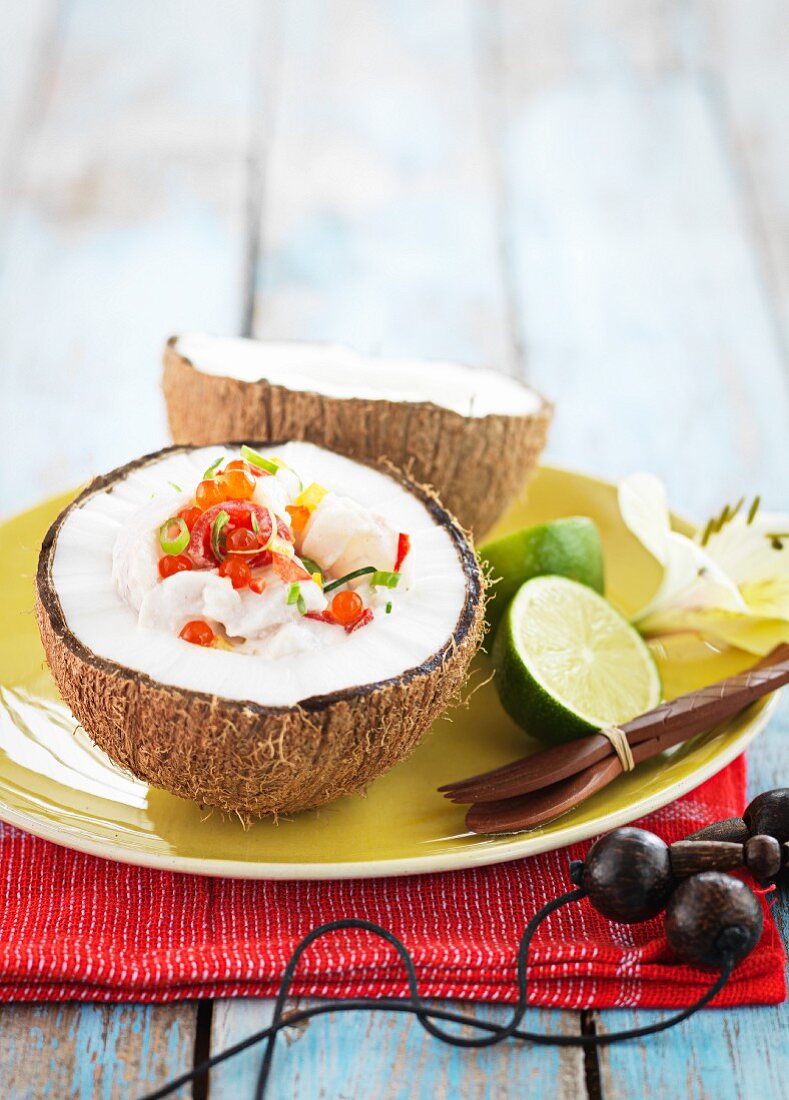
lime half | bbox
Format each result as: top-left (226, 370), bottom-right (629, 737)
top-left (480, 517), bottom-right (604, 633)
top-left (493, 575), bottom-right (660, 745)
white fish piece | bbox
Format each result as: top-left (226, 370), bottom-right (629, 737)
top-left (112, 491), bottom-right (192, 613)
top-left (301, 492), bottom-right (399, 581)
top-left (252, 467), bottom-right (299, 520)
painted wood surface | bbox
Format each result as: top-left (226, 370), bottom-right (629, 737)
top-left (0, 0), bottom-right (256, 1096)
top-left (0, 1003), bottom-right (195, 1100)
top-left (0, 0), bottom-right (261, 517)
top-left (210, 998), bottom-right (584, 1099)
top-left (0, 0), bottom-right (787, 1097)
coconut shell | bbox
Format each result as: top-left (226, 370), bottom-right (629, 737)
top-left (163, 339), bottom-right (553, 536)
top-left (35, 444), bottom-right (484, 818)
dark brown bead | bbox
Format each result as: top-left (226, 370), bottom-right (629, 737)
top-left (664, 872), bottom-right (763, 968)
top-left (684, 817), bottom-right (749, 844)
top-left (669, 840), bottom-right (744, 878)
top-left (743, 789), bottom-right (789, 844)
top-left (583, 828), bottom-right (674, 924)
top-left (744, 835), bottom-right (782, 880)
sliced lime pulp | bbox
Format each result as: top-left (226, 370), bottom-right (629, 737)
top-left (493, 575), bottom-right (661, 745)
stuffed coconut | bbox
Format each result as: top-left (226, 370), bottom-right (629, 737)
top-left (36, 442), bottom-right (484, 816)
top-left (163, 334), bottom-right (552, 535)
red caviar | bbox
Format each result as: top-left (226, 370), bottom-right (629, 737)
top-left (179, 620), bottom-right (215, 646)
top-left (226, 527), bottom-right (260, 555)
top-left (220, 467), bottom-right (256, 501)
top-left (196, 479), bottom-right (224, 511)
top-left (158, 554), bottom-right (192, 580)
top-left (330, 589), bottom-right (364, 626)
top-left (219, 557), bottom-right (252, 589)
top-left (178, 506), bottom-right (202, 532)
top-left (226, 458), bottom-right (262, 478)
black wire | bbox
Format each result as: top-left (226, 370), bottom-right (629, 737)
top-left (140, 885), bottom-right (735, 1100)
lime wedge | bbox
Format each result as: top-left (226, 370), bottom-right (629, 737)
top-left (480, 517), bottom-right (604, 633)
top-left (493, 575), bottom-right (660, 744)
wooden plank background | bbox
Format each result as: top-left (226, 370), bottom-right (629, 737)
top-left (0, 1), bottom-right (786, 1097)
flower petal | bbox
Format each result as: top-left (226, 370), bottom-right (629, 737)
top-left (639, 605), bottom-right (789, 657)
top-left (618, 474), bottom-right (671, 565)
top-left (703, 512), bottom-right (789, 618)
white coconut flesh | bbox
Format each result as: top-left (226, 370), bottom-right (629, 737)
top-left (49, 443), bottom-right (472, 709)
top-left (174, 333), bottom-right (542, 420)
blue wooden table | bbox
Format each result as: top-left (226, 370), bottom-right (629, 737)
top-left (0, 1), bottom-right (787, 1096)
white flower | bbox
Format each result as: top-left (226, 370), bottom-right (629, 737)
top-left (618, 473), bottom-right (789, 656)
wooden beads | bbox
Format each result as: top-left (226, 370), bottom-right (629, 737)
top-left (744, 835), bottom-right (782, 880)
top-left (664, 872), bottom-right (763, 968)
top-left (669, 840), bottom-right (743, 878)
top-left (583, 828), bottom-right (674, 923)
top-left (668, 835), bottom-right (783, 880)
top-left (744, 789), bottom-right (789, 845)
top-left (684, 817), bottom-right (750, 844)
top-left (576, 795), bottom-right (789, 970)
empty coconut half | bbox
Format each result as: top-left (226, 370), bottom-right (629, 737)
top-left (36, 441), bottom-right (484, 817)
top-left (163, 334), bottom-right (552, 535)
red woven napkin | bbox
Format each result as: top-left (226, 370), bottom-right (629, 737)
top-left (0, 754), bottom-right (784, 1006)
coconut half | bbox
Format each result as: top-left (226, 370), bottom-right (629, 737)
top-left (35, 442), bottom-right (483, 817)
top-left (163, 334), bottom-right (552, 535)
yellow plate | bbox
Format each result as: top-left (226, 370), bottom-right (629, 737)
top-left (0, 468), bottom-right (777, 879)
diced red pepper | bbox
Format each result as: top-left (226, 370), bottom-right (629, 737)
top-left (272, 553), bottom-right (312, 583)
top-left (345, 608), bottom-right (374, 634)
top-left (305, 609), bottom-right (337, 625)
top-left (394, 532), bottom-right (411, 572)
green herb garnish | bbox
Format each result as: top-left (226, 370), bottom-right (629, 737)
top-left (370, 570), bottom-right (400, 589)
top-left (241, 445), bottom-right (280, 476)
top-left (159, 517), bottom-right (190, 556)
top-left (203, 457), bottom-right (224, 480)
top-left (211, 510), bottom-right (230, 561)
top-left (323, 566), bottom-right (377, 594)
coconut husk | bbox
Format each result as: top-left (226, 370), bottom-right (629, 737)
top-left (36, 444), bottom-right (484, 817)
top-left (163, 339), bottom-right (552, 536)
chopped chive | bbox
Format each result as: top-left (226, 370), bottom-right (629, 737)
top-left (370, 570), bottom-right (400, 589)
top-left (747, 496), bottom-right (761, 524)
top-left (159, 516), bottom-right (190, 556)
top-left (168, 481), bottom-right (183, 493)
top-left (323, 566), bottom-right (377, 594)
top-left (251, 514), bottom-right (259, 533)
top-left (211, 510), bottom-right (230, 562)
top-left (203, 457), bottom-right (224, 480)
top-left (297, 594), bottom-right (307, 615)
top-left (301, 556), bottom-right (323, 579)
top-left (385, 601), bottom-right (393, 614)
top-left (241, 445), bottom-right (280, 475)
top-left (286, 583), bottom-right (301, 605)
